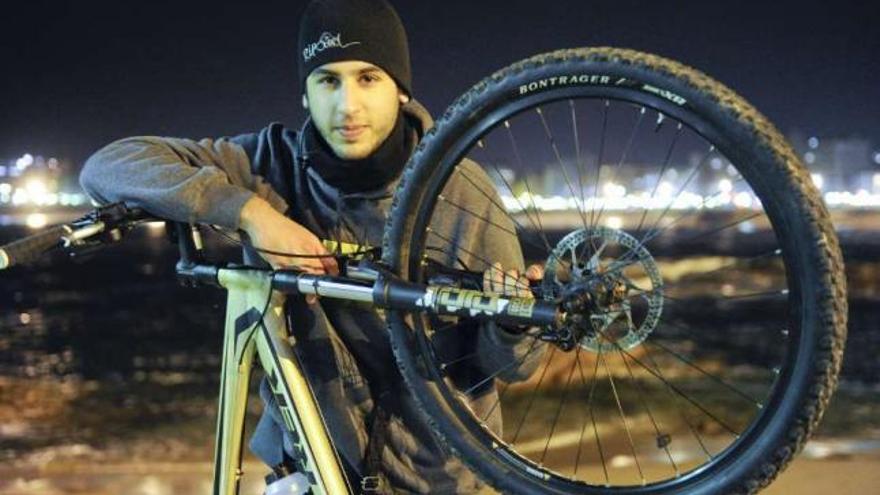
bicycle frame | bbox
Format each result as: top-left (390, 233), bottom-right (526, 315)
top-left (212, 267), bottom-right (349, 495)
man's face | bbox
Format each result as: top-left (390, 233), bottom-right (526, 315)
top-left (304, 61), bottom-right (406, 160)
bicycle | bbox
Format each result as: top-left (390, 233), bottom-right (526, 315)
top-left (1, 47), bottom-right (847, 494)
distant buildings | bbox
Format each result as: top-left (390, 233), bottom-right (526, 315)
top-left (789, 132), bottom-right (879, 193)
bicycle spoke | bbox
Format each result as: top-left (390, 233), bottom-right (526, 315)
top-left (439, 351), bottom-right (480, 371)
top-left (570, 100), bottom-right (591, 237)
top-left (660, 249), bottom-right (783, 291)
top-left (570, 100), bottom-right (605, 261)
top-left (640, 175), bottom-right (747, 241)
top-left (539, 346), bottom-right (583, 465)
top-left (599, 346), bottom-right (645, 484)
top-left (652, 315), bottom-right (784, 363)
top-left (474, 135), bottom-right (546, 236)
top-left (598, 330), bottom-right (741, 437)
top-left (591, 106), bottom-right (647, 233)
top-left (618, 277), bottom-right (787, 310)
top-left (477, 329), bottom-right (548, 424)
top-left (454, 164), bottom-right (559, 261)
top-left (633, 144), bottom-right (715, 247)
top-left (472, 139), bottom-right (568, 271)
top-left (503, 120), bottom-right (559, 255)
top-left (586, 100), bottom-right (610, 235)
top-left (536, 106), bottom-right (591, 233)
top-left (511, 346), bottom-right (558, 445)
top-left (436, 326), bottom-right (546, 377)
top-left (579, 101), bottom-right (609, 261)
top-left (648, 333), bottom-right (764, 408)
top-left (605, 174), bottom-right (749, 272)
top-left (463, 336), bottom-right (546, 396)
top-left (574, 350), bottom-right (609, 484)
top-left (716, 288), bottom-right (789, 301)
top-left (603, 199), bottom-right (757, 273)
top-left (481, 380), bottom-right (511, 424)
top-left (437, 193), bottom-right (560, 264)
top-left (426, 228), bottom-right (532, 291)
top-left (642, 343), bottom-right (713, 461)
top-left (617, 348), bottom-right (679, 476)
top-left (677, 210), bottom-right (764, 245)
top-left (439, 195), bottom-right (518, 237)
top-left (633, 122), bottom-right (683, 236)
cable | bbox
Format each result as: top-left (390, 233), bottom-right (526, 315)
top-left (207, 225), bottom-right (372, 260)
top-left (239, 270), bottom-right (278, 357)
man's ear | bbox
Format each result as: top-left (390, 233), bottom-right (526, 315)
top-left (302, 94), bottom-right (309, 110)
top-left (398, 91), bottom-right (410, 104)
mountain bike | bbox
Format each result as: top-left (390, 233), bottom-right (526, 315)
top-left (0, 47), bottom-right (847, 494)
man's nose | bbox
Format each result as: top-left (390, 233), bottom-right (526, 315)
top-left (336, 81), bottom-right (363, 117)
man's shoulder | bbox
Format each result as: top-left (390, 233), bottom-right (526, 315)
top-left (229, 122), bottom-right (300, 159)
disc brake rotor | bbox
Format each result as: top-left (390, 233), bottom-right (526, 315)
top-left (542, 226), bottom-right (664, 352)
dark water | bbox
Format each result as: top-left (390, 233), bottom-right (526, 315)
top-left (1, 221), bottom-right (879, 492)
top-left (0, 225), bottom-right (240, 476)
top-left (0, 225), bottom-right (230, 381)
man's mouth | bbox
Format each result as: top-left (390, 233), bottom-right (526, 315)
top-left (335, 125), bottom-right (368, 140)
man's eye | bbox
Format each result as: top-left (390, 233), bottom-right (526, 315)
top-left (361, 74), bottom-right (379, 83)
top-left (319, 76), bottom-right (338, 85)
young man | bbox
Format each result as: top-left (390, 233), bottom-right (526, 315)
top-left (80, 0), bottom-right (543, 492)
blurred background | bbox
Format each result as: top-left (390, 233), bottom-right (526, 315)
top-left (1, 1), bottom-right (878, 493)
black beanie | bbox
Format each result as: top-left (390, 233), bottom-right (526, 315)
top-left (297, 0), bottom-right (412, 96)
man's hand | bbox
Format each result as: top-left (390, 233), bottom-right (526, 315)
top-left (483, 262), bottom-right (543, 298)
top-left (239, 196), bottom-right (339, 276)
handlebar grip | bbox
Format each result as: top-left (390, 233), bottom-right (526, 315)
top-left (0, 225), bottom-right (70, 269)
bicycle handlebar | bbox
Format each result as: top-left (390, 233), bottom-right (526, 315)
top-left (0, 203), bottom-right (154, 270)
top-left (0, 225), bottom-right (71, 269)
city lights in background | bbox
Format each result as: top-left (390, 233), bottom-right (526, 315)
top-left (1, 131), bottom-right (879, 233)
top-left (494, 134), bottom-right (880, 214)
top-left (0, 153), bottom-right (88, 210)
top-left (498, 181), bottom-right (880, 214)
top-left (15, 153), bottom-right (34, 170)
top-left (25, 213), bottom-right (48, 229)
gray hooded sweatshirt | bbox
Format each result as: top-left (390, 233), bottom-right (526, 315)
top-left (79, 100), bottom-right (543, 494)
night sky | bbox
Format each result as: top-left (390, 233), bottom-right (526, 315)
top-left (2, 0), bottom-right (878, 166)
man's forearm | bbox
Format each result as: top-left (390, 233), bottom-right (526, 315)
top-left (79, 135), bottom-right (280, 229)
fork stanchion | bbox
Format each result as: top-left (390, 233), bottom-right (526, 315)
top-left (373, 277), bottom-right (561, 328)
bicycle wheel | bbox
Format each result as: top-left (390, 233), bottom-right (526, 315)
top-left (382, 48), bottom-right (847, 494)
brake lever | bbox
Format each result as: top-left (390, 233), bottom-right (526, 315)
top-left (64, 203), bottom-right (154, 257)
